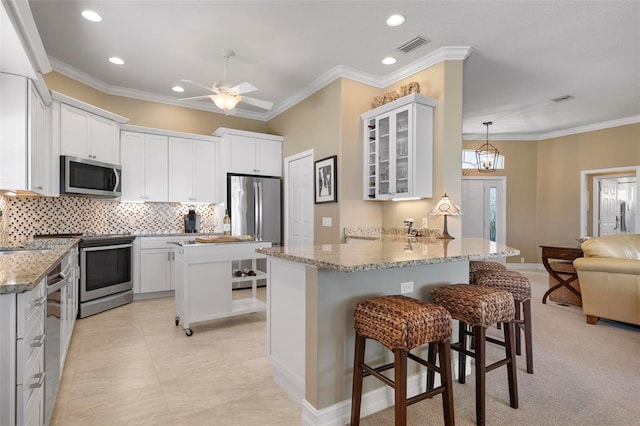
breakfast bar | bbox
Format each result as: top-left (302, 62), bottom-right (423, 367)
top-left (257, 237), bottom-right (519, 425)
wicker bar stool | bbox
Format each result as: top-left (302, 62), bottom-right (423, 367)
top-left (474, 269), bottom-right (533, 374)
top-left (429, 285), bottom-right (518, 426)
top-left (469, 260), bottom-right (507, 285)
top-left (351, 295), bottom-right (455, 426)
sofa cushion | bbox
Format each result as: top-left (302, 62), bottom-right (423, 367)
top-left (581, 234), bottom-right (640, 260)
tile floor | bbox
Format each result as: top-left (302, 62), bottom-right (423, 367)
top-left (50, 288), bottom-right (301, 425)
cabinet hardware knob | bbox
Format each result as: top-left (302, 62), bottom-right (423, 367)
top-left (31, 335), bottom-right (45, 348)
top-left (30, 372), bottom-right (45, 389)
top-left (33, 297), bottom-right (46, 307)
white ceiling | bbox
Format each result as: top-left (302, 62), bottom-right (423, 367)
top-left (28, 0), bottom-right (640, 139)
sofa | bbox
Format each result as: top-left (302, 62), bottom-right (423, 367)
top-left (573, 234), bottom-right (640, 325)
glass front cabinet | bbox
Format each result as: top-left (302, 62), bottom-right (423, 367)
top-left (362, 94), bottom-right (436, 200)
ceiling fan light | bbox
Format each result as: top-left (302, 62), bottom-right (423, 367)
top-left (212, 93), bottom-right (241, 110)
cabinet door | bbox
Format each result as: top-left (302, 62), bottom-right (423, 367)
top-left (392, 107), bottom-right (411, 197)
top-left (29, 84), bottom-right (48, 194)
top-left (120, 131), bottom-right (146, 201)
top-left (228, 134), bottom-right (257, 174)
top-left (375, 113), bottom-right (392, 199)
top-left (144, 134), bottom-right (169, 202)
top-left (255, 139), bottom-right (282, 176)
top-left (168, 137), bottom-right (195, 203)
top-left (60, 104), bottom-right (90, 158)
top-left (140, 249), bottom-right (172, 293)
top-left (90, 115), bottom-right (119, 164)
top-left (192, 140), bottom-right (216, 203)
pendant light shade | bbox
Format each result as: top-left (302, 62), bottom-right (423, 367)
top-left (475, 121), bottom-right (499, 173)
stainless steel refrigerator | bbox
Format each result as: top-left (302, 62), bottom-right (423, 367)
top-left (227, 174), bottom-right (282, 245)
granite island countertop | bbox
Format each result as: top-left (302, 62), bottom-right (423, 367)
top-left (256, 237), bottom-right (519, 272)
top-left (0, 238), bottom-right (80, 294)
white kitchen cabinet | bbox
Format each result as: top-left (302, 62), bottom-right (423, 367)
top-left (120, 131), bottom-right (168, 202)
top-left (134, 236), bottom-right (196, 296)
top-left (173, 241), bottom-right (271, 336)
top-left (361, 93), bottom-right (436, 200)
top-left (0, 73), bottom-right (51, 195)
top-left (60, 248), bottom-right (78, 370)
top-left (213, 127), bottom-right (284, 177)
top-left (0, 278), bottom-right (46, 426)
top-left (168, 137), bottom-right (218, 204)
top-left (60, 103), bottom-right (120, 164)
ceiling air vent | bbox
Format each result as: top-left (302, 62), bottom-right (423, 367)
top-left (397, 36), bottom-right (430, 53)
top-left (551, 94), bottom-right (574, 103)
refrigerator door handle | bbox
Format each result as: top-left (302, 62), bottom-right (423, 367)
top-left (257, 181), bottom-right (263, 241)
top-left (254, 181), bottom-right (260, 240)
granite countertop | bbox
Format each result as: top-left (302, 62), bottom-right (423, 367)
top-left (256, 237), bottom-right (519, 272)
top-left (0, 238), bottom-right (80, 294)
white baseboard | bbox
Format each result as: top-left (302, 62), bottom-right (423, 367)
top-left (300, 358), bottom-right (467, 426)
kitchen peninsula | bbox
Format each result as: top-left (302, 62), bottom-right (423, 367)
top-left (257, 237), bottom-right (519, 425)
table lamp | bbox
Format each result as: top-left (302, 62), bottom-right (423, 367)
top-left (429, 193), bottom-right (463, 239)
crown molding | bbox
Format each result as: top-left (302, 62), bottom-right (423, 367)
top-left (50, 57), bottom-right (110, 92)
top-left (537, 115), bottom-right (640, 140)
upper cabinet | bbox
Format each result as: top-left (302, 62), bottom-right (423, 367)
top-left (0, 73), bottom-right (52, 195)
top-left (53, 92), bottom-right (128, 166)
top-left (120, 131), bottom-right (168, 202)
top-left (168, 136), bottom-right (219, 204)
top-left (213, 128), bottom-right (284, 177)
top-left (361, 94), bottom-right (436, 201)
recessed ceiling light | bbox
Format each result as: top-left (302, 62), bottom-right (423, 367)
top-left (109, 57), bottom-right (124, 65)
top-left (382, 56), bottom-right (397, 65)
top-left (386, 14), bottom-right (406, 27)
top-left (172, 86), bottom-right (184, 93)
top-left (81, 10), bottom-right (102, 22)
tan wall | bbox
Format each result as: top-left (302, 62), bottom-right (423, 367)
top-left (463, 139), bottom-right (538, 262)
top-left (536, 123), bottom-right (640, 258)
top-left (267, 80), bottom-right (342, 244)
top-left (380, 61), bottom-right (465, 237)
top-left (43, 71), bottom-right (268, 135)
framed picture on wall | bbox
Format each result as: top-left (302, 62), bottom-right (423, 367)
top-left (314, 155), bottom-right (337, 204)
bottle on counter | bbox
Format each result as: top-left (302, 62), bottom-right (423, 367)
top-left (223, 209), bottom-right (231, 236)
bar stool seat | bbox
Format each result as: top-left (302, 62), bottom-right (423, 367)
top-left (469, 260), bottom-right (507, 285)
top-left (351, 295), bottom-right (455, 426)
top-left (429, 285), bottom-right (518, 426)
top-left (474, 269), bottom-right (534, 374)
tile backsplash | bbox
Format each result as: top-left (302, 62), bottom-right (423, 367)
top-left (0, 195), bottom-right (215, 244)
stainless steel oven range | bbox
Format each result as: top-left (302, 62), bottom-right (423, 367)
top-left (36, 233), bottom-right (136, 318)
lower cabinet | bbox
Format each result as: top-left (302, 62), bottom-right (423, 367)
top-left (0, 278), bottom-right (46, 426)
top-left (134, 236), bottom-right (196, 295)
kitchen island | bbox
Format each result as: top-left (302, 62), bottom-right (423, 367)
top-left (172, 239), bottom-right (272, 335)
top-left (257, 237), bottom-right (519, 425)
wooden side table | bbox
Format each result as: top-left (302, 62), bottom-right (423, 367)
top-left (540, 244), bottom-right (584, 304)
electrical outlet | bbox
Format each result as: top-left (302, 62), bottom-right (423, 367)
top-left (322, 217), bottom-right (332, 227)
top-left (400, 281), bottom-right (414, 294)
top-left (521, 257), bottom-right (525, 263)
top-left (422, 217), bottom-right (428, 229)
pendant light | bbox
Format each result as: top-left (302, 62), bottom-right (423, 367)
top-left (475, 121), bottom-right (499, 173)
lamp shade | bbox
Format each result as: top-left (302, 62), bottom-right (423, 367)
top-left (429, 193), bottom-right (463, 216)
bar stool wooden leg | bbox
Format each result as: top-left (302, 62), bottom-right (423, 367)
top-left (523, 300), bottom-right (533, 374)
top-left (458, 323), bottom-right (467, 384)
top-left (426, 343), bottom-right (436, 390)
top-left (514, 300), bottom-right (522, 355)
top-left (473, 326), bottom-right (486, 426)
top-left (350, 331), bottom-right (366, 426)
top-left (438, 341), bottom-right (456, 425)
top-left (504, 321), bottom-right (519, 409)
top-left (394, 349), bottom-right (408, 426)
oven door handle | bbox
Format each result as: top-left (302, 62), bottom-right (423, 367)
top-left (81, 243), bottom-right (133, 252)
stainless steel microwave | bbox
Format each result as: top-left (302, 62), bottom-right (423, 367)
top-left (60, 156), bottom-right (122, 197)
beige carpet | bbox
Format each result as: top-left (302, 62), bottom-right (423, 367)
top-left (51, 269), bottom-right (639, 425)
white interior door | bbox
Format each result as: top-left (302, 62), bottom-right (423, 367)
top-left (598, 178), bottom-right (618, 235)
top-left (462, 177), bottom-right (506, 246)
top-left (285, 150), bottom-right (314, 247)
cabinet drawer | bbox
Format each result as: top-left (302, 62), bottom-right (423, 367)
top-left (21, 384), bottom-right (44, 426)
top-left (16, 307), bottom-right (45, 384)
top-left (17, 345), bottom-right (44, 421)
top-left (140, 236), bottom-right (193, 249)
top-left (17, 279), bottom-right (46, 339)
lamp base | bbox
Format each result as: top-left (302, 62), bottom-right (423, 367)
top-left (437, 215), bottom-right (455, 239)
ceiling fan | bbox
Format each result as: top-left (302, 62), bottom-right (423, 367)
top-left (180, 50), bottom-right (273, 114)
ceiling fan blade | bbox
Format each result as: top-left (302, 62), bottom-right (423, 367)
top-left (240, 96), bottom-right (274, 110)
top-left (179, 94), bottom-right (214, 101)
top-left (229, 81), bottom-right (257, 95)
top-left (181, 79), bottom-right (219, 93)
